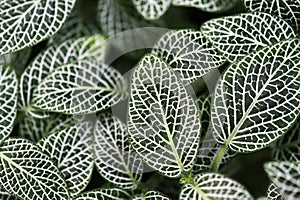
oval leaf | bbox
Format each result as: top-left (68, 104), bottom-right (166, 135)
top-left (264, 161), bottom-right (300, 200)
top-left (32, 60), bottom-right (127, 114)
top-left (94, 112), bottom-right (143, 190)
top-left (38, 122), bottom-right (93, 196)
top-left (0, 138), bottom-right (69, 200)
top-left (74, 188), bottom-right (130, 200)
top-left (267, 184), bottom-right (283, 200)
top-left (201, 12), bottom-right (296, 62)
top-left (0, 0), bottom-right (75, 55)
top-left (180, 173), bottom-right (253, 200)
top-left (133, 191), bottom-right (170, 200)
top-left (132, 0), bottom-right (171, 20)
top-left (152, 29), bottom-right (226, 85)
top-left (127, 54), bottom-right (200, 178)
top-left (211, 39), bottom-right (300, 152)
top-left (0, 65), bottom-right (17, 144)
top-left (19, 35), bottom-right (106, 116)
top-left (244, 0), bottom-right (300, 32)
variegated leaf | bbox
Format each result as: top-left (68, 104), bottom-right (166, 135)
top-left (152, 29), bottom-right (226, 85)
top-left (32, 60), bottom-right (127, 114)
top-left (201, 12), bottom-right (296, 62)
top-left (132, 191), bottom-right (170, 200)
top-left (264, 161), bottom-right (300, 200)
top-left (0, 138), bottom-right (69, 200)
top-left (244, 0), bottom-right (300, 32)
top-left (132, 0), bottom-right (171, 20)
top-left (0, 65), bottom-right (17, 144)
top-left (128, 54), bottom-right (200, 178)
top-left (211, 39), bottom-right (300, 153)
top-left (0, 0), bottom-right (75, 55)
top-left (180, 173), bottom-right (253, 200)
top-left (172, 0), bottom-right (239, 13)
top-left (0, 188), bottom-right (16, 200)
top-left (267, 184), bottom-right (283, 200)
top-left (19, 35), bottom-right (106, 117)
top-left (74, 188), bottom-right (130, 200)
top-left (94, 112), bottom-right (143, 190)
top-left (38, 122), bottom-right (93, 196)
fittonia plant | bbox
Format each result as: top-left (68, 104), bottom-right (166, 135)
top-left (0, 0), bottom-right (299, 200)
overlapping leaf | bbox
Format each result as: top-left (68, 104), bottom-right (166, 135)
top-left (0, 65), bottom-right (18, 144)
top-left (172, 0), bottom-right (239, 13)
top-left (211, 39), bottom-right (300, 153)
top-left (32, 60), bottom-right (127, 114)
top-left (267, 184), bottom-right (283, 200)
top-left (272, 120), bottom-right (300, 162)
top-left (19, 35), bottom-right (106, 117)
top-left (152, 29), bottom-right (226, 85)
top-left (74, 188), bottom-right (130, 200)
top-left (132, 0), bottom-right (171, 20)
top-left (244, 0), bottom-right (300, 32)
top-left (0, 0), bottom-right (75, 55)
top-left (0, 187), bottom-right (16, 200)
top-left (201, 12), bottom-right (296, 62)
top-left (264, 161), bottom-right (300, 200)
top-left (180, 173), bottom-right (253, 200)
top-left (94, 112), bottom-right (143, 190)
top-left (38, 122), bottom-right (93, 196)
top-left (127, 54), bottom-right (200, 178)
top-left (132, 191), bottom-right (170, 200)
top-left (0, 138), bottom-right (69, 200)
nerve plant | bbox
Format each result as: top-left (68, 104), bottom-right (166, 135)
top-left (0, 0), bottom-right (299, 200)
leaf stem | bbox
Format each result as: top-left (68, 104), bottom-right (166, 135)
top-left (211, 143), bottom-right (228, 172)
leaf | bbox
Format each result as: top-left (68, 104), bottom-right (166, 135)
top-left (264, 161), bottom-right (300, 200)
top-left (0, 65), bottom-right (18, 144)
top-left (272, 120), bottom-right (300, 162)
top-left (180, 173), bottom-right (253, 200)
top-left (74, 188), bottom-right (130, 200)
top-left (0, 138), bottom-right (69, 200)
top-left (0, 0), bottom-right (75, 55)
top-left (19, 35), bottom-right (106, 117)
top-left (132, 0), bottom-right (171, 20)
top-left (211, 39), bottom-right (300, 153)
top-left (18, 114), bottom-right (76, 142)
top-left (267, 184), bottom-right (283, 200)
top-left (38, 122), bottom-right (93, 196)
top-left (201, 12), bottom-right (296, 62)
top-left (0, 188), bottom-right (16, 200)
top-left (32, 60), bottom-right (127, 114)
top-left (127, 54), bottom-right (201, 178)
top-left (94, 112), bottom-right (143, 190)
top-left (244, 0), bottom-right (300, 32)
top-left (151, 29), bottom-right (226, 85)
top-left (172, 0), bottom-right (239, 13)
top-left (132, 191), bottom-right (170, 200)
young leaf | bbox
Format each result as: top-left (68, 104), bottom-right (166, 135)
top-left (127, 54), bottom-right (201, 178)
top-left (272, 120), bottom-right (300, 162)
top-left (264, 161), bottom-right (300, 200)
top-left (38, 122), bottom-right (93, 196)
top-left (132, 191), bottom-right (170, 200)
top-left (172, 0), bottom-right (239, 13)
top-left (201, 12), bottom-right (296, 62)
top-left (0, 65), bottom-right (17, 144)
top-left (0, 138), bottom-right (69, 200)
top-left (267, 184), bottom-right (283, 200)
top-left (0, 0), bottom-right (75, 55)
top-left (211, 39), bottom-right (300, 153)
top-left (152, 29), bottom-right (226, 85)
top-left (32, 60), bottom-right (127, 114)
top-left (19, 35), bottom-right (106, 117)
top-left (74, 188), bottom-right (130, 200)
top-left (19, 114), bottom-right (76, 142)
top-left (244, 0), bottom-right (300, 32)
top-left (180, 173), bottom-right (253, 200)
top-left (94, 112), bottom-right (143, 190)
top-left (132, 0), bottom-right (172, 20)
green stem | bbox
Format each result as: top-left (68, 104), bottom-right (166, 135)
top-left (211, 143), bottom-right (228, 172)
